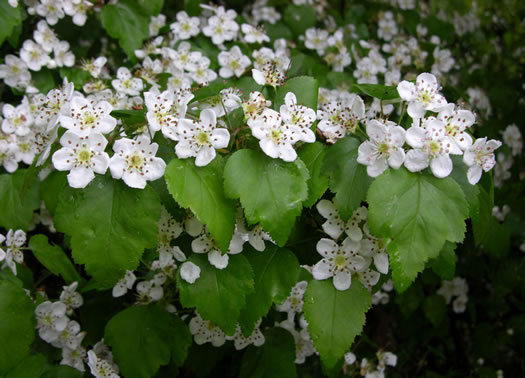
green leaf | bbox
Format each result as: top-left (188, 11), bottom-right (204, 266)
top-left (450, 156), bottom-right (480, 219)
top-left (190, 80), bottom-right (231, 103)
top-left (239, 328), bottom-right (297, 378)
top-left (239, 246), bottom-right (300, 335)
top-left (322, 136), bottom-right (371, 220)
top-left (298, 142), bottom-right (329, 207)
top-left (223, 149), bottom-right (309, 246)
top-left (6, 354), bottom-right (46, 378)
top-left (29, 234), bottom-right (81, 284)
top-left (353, 83), bottom-right (400, 100)
top-left (0, 280), bottom-right (36, 375)
top-left (165, 156), bottom-right (236, 252)
top-left (367, 168), bottom-right (469, 292)
top-left (32, 68), bottom-right (56, 94)
top-left (274, 76), bottom-right (319, 111)
top-left (428, 241), bottom-right (456, 281)
top-left (54, 176), bottom-right (161, 288)
top-left (283, 5), bottom-right (316, 36)
top-left (40, 171), bottom-right (68, 215)
top-left (395, 280), bottom-right (424, 317)
top-left (105, 305), bottom-right (191, 378)
top-left (111, 109), bottom-right (146, 125)
top-left (41, 365), bottom-right (83, 378)
top-left (422, 295), bottom-right (447, 327)
top-left (100, 0), bottom-right (150, 59)
top-left (472, 185), bottom-right (493, 246)
top-left (59, 67), bottom-right (91, 91)
top-left (0, 0), bottom-right (22, 47)
top-left (177, 254), bottom-right (254, 335)
top-left (138, 0), bottom-right (163, 14)
top-left (304, 280), bottom-right (371, 370)
top-left (0, 168), bottom-right (40, 230)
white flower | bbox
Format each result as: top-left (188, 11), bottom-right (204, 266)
top-left (176, 109), bottom-right (230, 167)
top-left (87, 350), bottom-right (119, 378)
top-left (33, 20), bottom-right (59, 53)
top-left (227, 321), bottom-right (265, 350)
top-left (170, 11), bottom-right (200, 40)
top-left (0, 139), bottom-right (19, 173)
top-left (404, 118), bottom-right (456, 178)
top-left (357, 119), bottom-right (406, 177)
top-left (109, 135), bottom-right (166, 189)
top-left (59, 96), bottom-right (116, 137)
top-left (63, 0), bottom-right (93, 26)
top-left (2, 103), bottom-right (34, 136)
top-left (52, 130), bottom-right (110, 189)
top-left (35, 301), bottom-right (69, 343)
top-left (242, 91), bottom-right (271, 122)
top-left (112, 270), bottom-right (136, 297)
top-left (304, 28), bottom-right (329, 55)
top-left (112, 67), bottom-right (143, 96)
top-left (360, 225), bottom-right (389, 275)
top-left (278, 320), bottom-right (316, 364)
top-left (463, 137), bottom-right (502, 185)
top-left (61, 344), bottom-right (86, 372)
top-left (59, 281), bottom-right (83, 315)
top-left (241, 23), bottom-right (270, 44)
top-left (276, 281), bottom-right (308, 321)
top-left (189, 312), bottom-right (226, 346)
top-left (20, 39), bottom-right (50, 71)
top-left (378, 12), bottom-right (398, 41)
top-left (81, 57), bottom-right (107, 78)
top-left (136, 279), bottom-right (164, 303)
top-left (397, 72), bottom-right (447, 119)
top-left (437, 103), bottom-right (475, 152)
top-left (168, 42), bottom-right (201, 72)
top-left (280, 92), bottom-right (316, 143)
top-left (180, 261), bottom-right (201, 284)
top-left (149, 14), bottom-right (166, 37)
top-left (51, 320), bottom-right (83, 349)
top-left (251, 63), bottom-right (285, 88)
top-left (145, 89), bottom-right (193, 139)
top-left (53, 41), bottom-right (75, 68)
top-left (0, 55), bottom-right (31, 89)
top-left (501, 124), bottom-right (522, 156)
top-left (202, 6), bottom-right (239, 45)
top-left (317, 96), bottom-right (365, 143)
top-left (157, 207), bottom-right (184, 258)
top-left (312, 238), bottom-right (367, 291)
top-left (249, 108), bottom-right (300, 162)
top-left (188, 57), bottom-right (217, 85)
top-left (1, 229), bottom-right (26, 275)
top-left (35, 83), bottom-right (74, 130)
top-left (344, 352), bottom-right (356, 366)
top-left (191, 227), bottom-right (244, 269)
top-left (218, 46), bottom-right (251, 78)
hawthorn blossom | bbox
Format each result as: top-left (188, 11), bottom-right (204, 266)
top-left (109, 135), bottom-right (166, 189)
top-left (437, 103), bottom-right (475, 152)
top-left (227, 321), bottom-right (265, 350)
top-left (502, 124), bottom-right (522, 156)
top-left (170, 11), bottom-right (200, 40)
top-left (87, 350), bottom-right (119, 378)
top-left (312, 238), bottom-right (367, 291)
top-left (242, 23), bottom-right (270, 44)
top-left (33, 20), bottom-right (59, 53)
top-left (35, 83), bottom-right (74, 129)
top-left (59, 96), bottom-right (116, 137)
top-left (316, 199), bottom-right (346, 240)
top-left (191, 227), bottom-right (244, 269)
top-left (242, 91), bottom-right (271, 122)
top-left (304, 28), bottom-right (329, 55)
top-left (188, 57), bottom-right (217, 84)
top-left (20, 40), bottom-right (50, 71)
top-left (2, 103), bottom-right (34, 136)
top-left (276, 281), bottom-right (308, 321)
top-left (404, 118), bottom-right (456, 178)
top-left (252, 62), bottom-right (285, 88)
top-left (52, 130), bottom-right (110, 189)
top-left (112, 270), bottom-right (137, 297)
top-left (202, 6), bottom-right (239, 45)
top-left (463, 137), bottom-right (502, 184)
top-left (136, 275), bottom-right (165, 303)
top-left (280, 92), bottom-right (316, 143)
top-left (36, 0), bottom-right (65, 25)
top-left (81, 57), bottom-right (107, 78)
top-left (35, 301), bottom-right (69, 343)
top-left (189, 312), bottom-right (226, 346)
top-left (59, 282), bottom-right (83, 315)
top-left (397, 72), bottom-right (447, 118)
top-left (360, 224), bottom-right (389, 275)
top-left (249, 108), bottom-right (300, 162)
top-left (317, 95), bottom-right (365, 143)
top-left (112, 67), bottom-right (143, 96)
top-left (357, 119), bottom-right (406, 177)
top-left (0, 55), bottom-right (31, 89)
top-left (63, 0), bottom-right (92, 26)
top-left (176, 109), bottom-right (229, 166)
top-left (1, 229), bottom-right (26, 275)
top-left (144, 89), bottom-right (193, 139)
top-left (278, 320), bottom-right (316, 364)
top-left (218, 46), bottom-right (251, 78)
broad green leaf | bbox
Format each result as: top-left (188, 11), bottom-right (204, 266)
top-left (422, 295), bottom-right (447, 327)
top-left (239, 246), bottom-right (300, 335)
top-left (298, 142), bottom-right (329, 208)
top-left (0, 0), bottom-right (22, 47)
top-left (274, 76), bottom-right (319, 111)
top-left (190, 80), bottom-right (231, 103)
top-left (165, 156), bottom-right (236, 252)
top-left (54, 176), bottom-right (161, 288)
top-left (283, 5), bottom-right (316, 36)
top-left (59, 67), bottom-right (91, 91)
top-left (395, 280), bottom-right (424, 317)
top-left (263, 20), bottom-right (293, 41)
top-left (100, 0), bottom-right (150, 59)
top-left (428, 241), bottom-right (456, 281)
top-left (32, 68), bottom-right (56, 94)
top-left (367, 168), bottom-right (469, 292)
top-left (40, 171), bottom-right (68, 215)
top-left (177, 254), bottom-right (254, 335)
top-left (0, 280), bottom-right (36, 375)
top-left (6, 354), bottom-right (46, 378)
top-left (105, 305), bottom-right (191, 378)
top-left (303, 280), bottom-right (371, 370)
top-left (353, 83), bottom-right (400, 100)
top-left (111, 109), bottom-right (146, 125)
top-left (223, 149), bottom-right (309, 246)
top-left (29, 234), bottom-right (81, 284)
top-left (0, 168), bottom-right (40, 230)
top-left (239, 328), bottom-right (297, 378)
top-left (322, 136), bottom-right (371, 220)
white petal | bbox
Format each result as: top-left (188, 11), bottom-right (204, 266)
top-left (316, 199), bottom-right (337, 219)
top-left (374, 252), bottom-right (389, 274)
top-left (195, 146), bottom-right (216, 166)
top-left (52, 148), bottom-right (74, 171)
top-left (333, 270), bottom-right (351, 291)
top-left (407, 102), bottom-right (426, 119)
top-left (397, 81), bottom-right (416, 101)
top-left (208, 250), bottom-right (229, 269)
top-left (211, 128), bottom-right (230, 149)
top-left (316, 238), bottom-right (337, 257)
top-left (405, 149), bottom-right (429, 172)
top-left (388, 149), bottom-right (405, 169)
top-left (180, 261), bottom-right (201, 284)
top-left (430, 154), bottom-right (453, 178)
top-left (312, 259), bottom-right (333, 280)
top-left (67, 166), bottom-right (95, 189)
top-left (405, 127), bottom-right (426, 148)
top-left (467, 165), bottom-right (482, 185)
top-left (259, 139), bottom-right (279, 159)
top-left (367, 158), bottom-right (388, 177)
top-left (278, 143), bottom-right (297, 162)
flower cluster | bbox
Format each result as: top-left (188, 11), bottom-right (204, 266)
top-left (437, 277), bottom-right (469, 313)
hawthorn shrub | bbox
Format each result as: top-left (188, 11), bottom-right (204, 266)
top-left (0, 0), bottom-right (524, 377)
